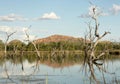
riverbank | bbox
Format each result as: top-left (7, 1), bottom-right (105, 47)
top-left (0, 50), bottom-right (120, 58)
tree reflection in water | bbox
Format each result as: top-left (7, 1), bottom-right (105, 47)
top-left (0, 51), bottom-right (120, 84)
top-left (0, 51), bottom-right (83, 84)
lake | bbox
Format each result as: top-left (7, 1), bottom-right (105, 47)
top-left (0, 53), bottom-right (120, 84)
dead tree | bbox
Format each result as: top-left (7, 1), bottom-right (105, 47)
top-left (2, 31), bottom-right (16, 78)
top-left (4, 31), bottom-right (16, 57)
top-left (23, 28), bottom-right (41, 76)
top-left (84, 6), bottom-right (110, 61)
top-left (83, 6), bottom-right (110, 83)
top-left (24, 27), bottom-right (40, 59)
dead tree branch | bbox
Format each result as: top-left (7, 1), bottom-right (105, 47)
top-left (82, 5), bottom-right (111, 84)
top-left (4, 31), bottom-right (16, 57)
top-left (24, 27), bottom-right (40, 59)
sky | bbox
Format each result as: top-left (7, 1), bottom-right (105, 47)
top-left (0, 0), bottom-right (120, 42)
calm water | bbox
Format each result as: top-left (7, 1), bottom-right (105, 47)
top-left (0, 54), bottom-right (120, 84)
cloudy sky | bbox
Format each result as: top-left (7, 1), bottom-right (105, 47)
top-left (0, 0), bottom-right (120, 41)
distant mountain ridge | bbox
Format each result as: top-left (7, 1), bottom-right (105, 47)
top-left (35, 34), bottom-right (83, 43)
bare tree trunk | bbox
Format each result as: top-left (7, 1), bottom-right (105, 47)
top-left (31, 41), bottom-right (40, 58)
top-left (24, 28), bottom-right (40, 58)
top-left (83, 6), bottom-right (110, 84)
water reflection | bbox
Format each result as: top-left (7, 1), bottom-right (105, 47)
top-left (0, 52), bottom-right (120, 84)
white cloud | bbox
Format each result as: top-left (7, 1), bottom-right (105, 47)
top-left (22, 27), bottom-right (29, 32)
top-left (80, 14), bottom-right (90, 18)
top-left (89, 5), bottom-right (108, 17)
top-left (0, 13), bottom-right (28, 22)
top-left (0, 26), bottom-right (26, 41)
top-left (22, 34), bottom-right (37, 41)
top-left (36, 12), bottom-right (60, 20)
top-left (110, 4), bottom-right (120, 15)
top-left (0, 26), bottom-right (18, 42)
top-left (100, 12), bottom-right (109, 16)
top-left (0, 26), bottom-right (16, 33)
top-left (0, 25), bottom-right (49, 42)
top-left (80, 5), bottom-right (108, 18)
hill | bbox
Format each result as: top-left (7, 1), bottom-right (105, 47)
top-left (34, 34), bottom-right (83, 43)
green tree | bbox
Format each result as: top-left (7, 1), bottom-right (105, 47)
top-left (8, 39), bottom-right (26, 51)
top-left (112, 42), bottom-right (120, 49)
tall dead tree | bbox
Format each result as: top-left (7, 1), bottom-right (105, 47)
top-left (83, 6), bottom-right (110, 83)
top-left (23, 28), bottom-right (41, 76)
top-left (91, 7), bottom-right (110, 60)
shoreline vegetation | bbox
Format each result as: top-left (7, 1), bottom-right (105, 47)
top-left (0, 34), bottom-right (120, 58)
top-left (0, 50), bottom-right (119, 58)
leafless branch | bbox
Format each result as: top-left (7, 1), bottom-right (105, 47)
top-left (4, 31), bottom-right (16, 57)
top-left (82, 6), bottom-right (111, 84)
top-left (100, 31), bottom-right (111, 39)
top-left (24, 27), bottom-right (40, 58)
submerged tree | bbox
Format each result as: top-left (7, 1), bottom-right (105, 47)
top-left (82, 5), bottom-right (110, 83)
